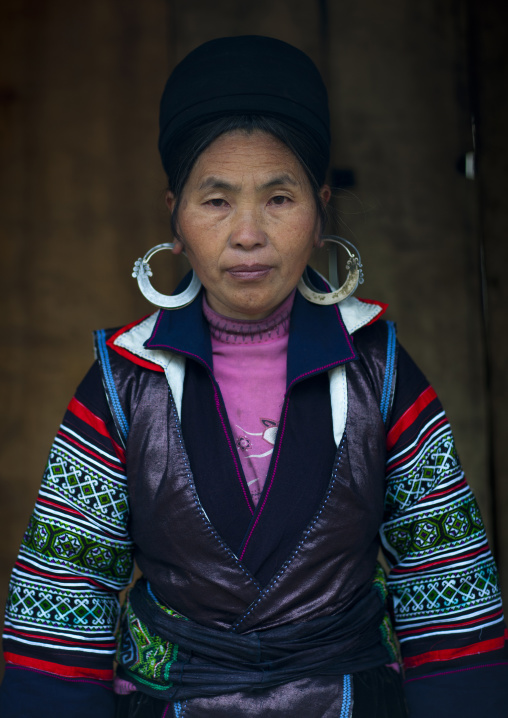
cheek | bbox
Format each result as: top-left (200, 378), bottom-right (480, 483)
top-left (283, 213), bottom-right (320, 255)
top-left (178, 231), bottom-right (223, 277)
top-left (177, 216), bottom-right (214, 260)
top-left (179, 206), bottom-right (226, 246)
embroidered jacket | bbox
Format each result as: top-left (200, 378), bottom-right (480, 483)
top-left (1, 283), bottom-right (507, 717)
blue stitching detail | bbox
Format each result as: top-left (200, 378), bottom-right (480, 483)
top-left (340, 674), bottom-right (352, 718)
top-left (146, 581), bottom-right (158, 603)
top-left (380, 321), bottom-right (396, 425)
top-left (232, 436), bottom-right (346, 631)
top-left (96, 330), bottom-right (130, 441)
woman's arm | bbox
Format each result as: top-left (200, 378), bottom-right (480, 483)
top-left (0, 362), bottom-right (133, 717)
top-left (380, 345), bottom-right (508, 718)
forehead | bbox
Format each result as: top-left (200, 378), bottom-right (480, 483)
top-left (188, 130), bottom-right (307, 186)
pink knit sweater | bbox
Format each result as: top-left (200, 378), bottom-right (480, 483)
top-left (202, 291), bottom-right (295, 505)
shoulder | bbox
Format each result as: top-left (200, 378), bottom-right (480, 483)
top-left (338, 296), bottom-right (394, 357)
top-left (94, 312), bottom-right (165, 373)
top-left (340, 298), bottom-right (397, 423)
top-left (338, 296), bottom-right (389, 336)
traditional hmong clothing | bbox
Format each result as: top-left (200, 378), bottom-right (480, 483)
top-left (1, 272), bottom-right (507, 717)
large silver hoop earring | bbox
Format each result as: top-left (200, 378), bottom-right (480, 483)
top-left (297, 235), bottom-right (364, 305)
top-left (132, 243), bottom-right (202, 309)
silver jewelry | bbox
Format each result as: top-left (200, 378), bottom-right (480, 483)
top-left (132, 243), bottom-right (201, 309)
top-left (297, 235), bottom-right (364, 305)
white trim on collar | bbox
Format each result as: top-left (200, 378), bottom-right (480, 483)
top-left (338, 296), bottom-right (384, 334)
top-left (113, 297), bottom-right (384, 371)
top-left (112, 296), bottom-right (384, 422)
top-left (114, 313), bottom-right (186, 420)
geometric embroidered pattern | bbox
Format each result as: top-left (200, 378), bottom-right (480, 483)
top-left (390, 558), bottom-right (500, 623)
top-left (383, 496), bottom-right (484, 559)
top-left (117, 588), bottom-right (184, 690)
top-left (381, 388), bottom-right (504, 657)
top-left (371, 563), bottom-right (401, 665)
top-left (22, 515), bottom-right (132, 583)
top-left (45, 447), bottom-right (129, 530)
top-left (7, 580), bottom-right (119, 633)
top-left (385, 431), bottom-right (461, 515)
top-left (3, 392), bottom-right (134, 673)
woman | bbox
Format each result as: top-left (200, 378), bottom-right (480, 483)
top-left (1, 36), bottom-right (506, 718)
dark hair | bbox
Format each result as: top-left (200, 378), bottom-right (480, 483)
top-left (164, 115), bottom-right (329, 238)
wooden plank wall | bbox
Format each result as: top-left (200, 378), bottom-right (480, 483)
top-left (0, 0), bottom-right (506, 678)
top-left (0, 0), bottom-right (172, 679)
top-left (471, 0), bottom-right (508, 612)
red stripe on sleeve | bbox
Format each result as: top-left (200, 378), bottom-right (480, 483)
top-left (404, 631), bottom-right (508, 669)
top-left (4, 627), bottom-right (115, 650)
top-left (387, 385), bottom-right (437, 451)
top-left (68, 397), bottom-right (126, 463)
top-left (3, 652), bottom-right (114, 681)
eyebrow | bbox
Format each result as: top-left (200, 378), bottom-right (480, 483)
top-left (197, 173), bottom-right (299, 192)
top-left (198, 177), bottom-right (240, 192)
top-left (259, 174), bottom-right (299, 191)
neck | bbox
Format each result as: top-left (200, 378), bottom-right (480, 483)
top-left (202, 291), bottom-right (295, 344)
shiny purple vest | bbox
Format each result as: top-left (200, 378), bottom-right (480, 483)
top-left (99, 320), bottom-right (394, 631)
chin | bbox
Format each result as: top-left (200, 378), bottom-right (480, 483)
top-left (236, 299), bottom-right (285, 321)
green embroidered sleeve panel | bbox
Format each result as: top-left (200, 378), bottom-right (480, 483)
top-left (2, 362), bottom-right (134, 681)
top-left (380, 345), bottom-right (505, 673)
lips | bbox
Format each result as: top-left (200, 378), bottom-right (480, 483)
top-left (227, 264), bottom-right (272, 280)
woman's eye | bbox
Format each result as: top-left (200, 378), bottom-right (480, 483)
top-left (269, 195), bottom-right (289, 206)
top-left (206, 198), bottom-right (228, 207)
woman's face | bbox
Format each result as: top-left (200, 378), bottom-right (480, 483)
top-left (167, 130), bottom-right (330, 320)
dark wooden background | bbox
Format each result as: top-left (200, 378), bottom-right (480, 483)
top-left (1, 0), bottom-right (507, 679)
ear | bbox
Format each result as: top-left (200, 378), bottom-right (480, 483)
top-left (171, 237), bottom-right (185, 255)
top-left (319, 184), bottom-right (331, 206)
top-left (314, 185), bottom-right (332, 248)
top-left (165, 190), bottom-right (176, 212)
top-left (165, 191), bottom-right (184, 254)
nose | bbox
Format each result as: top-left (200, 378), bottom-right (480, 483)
top-left (229, 209), bottom-right (267, 250)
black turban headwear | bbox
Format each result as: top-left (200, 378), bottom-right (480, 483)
top-left (158, 35), bottom-right (330, 178)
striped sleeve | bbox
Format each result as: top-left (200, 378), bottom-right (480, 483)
top-left (380, 345), bottom-right (507, 681)
top-left (2, 362), bottom-right (134, 683)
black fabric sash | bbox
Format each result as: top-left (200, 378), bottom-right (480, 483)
top-left (126, 579), bottom-right (390, 700)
